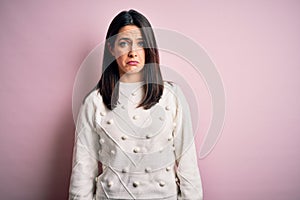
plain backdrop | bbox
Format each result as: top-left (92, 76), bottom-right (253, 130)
top-left (0, 1), bottom-right (300, 200)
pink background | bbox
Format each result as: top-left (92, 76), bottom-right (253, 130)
top-left (1, 1), bottom-right (300, 199)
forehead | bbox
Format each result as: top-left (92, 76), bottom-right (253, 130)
top-left (116, 25), bottom-right (143, 39)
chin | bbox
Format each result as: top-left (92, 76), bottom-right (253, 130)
top-left (123, 66), bottom-right (144, 74)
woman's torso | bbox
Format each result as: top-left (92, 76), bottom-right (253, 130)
top-left (92, 81), bottom-right (180, 200)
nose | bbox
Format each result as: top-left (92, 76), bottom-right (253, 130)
top-left (128, 50), bottom-right (137, 57)
top-left (128, 44), bottom-right (138, 57)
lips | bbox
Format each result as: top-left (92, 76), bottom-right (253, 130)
top-left (127, 61), bottom-right (139, 65)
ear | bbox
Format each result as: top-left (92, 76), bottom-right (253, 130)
top-left (107, 42), bottom-right (115, 57)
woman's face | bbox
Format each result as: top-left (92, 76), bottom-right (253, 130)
top-left (109, 25), bottom-right (145, 77)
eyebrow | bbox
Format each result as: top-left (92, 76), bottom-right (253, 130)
top-left (118, 37), bottom-right (143, 41)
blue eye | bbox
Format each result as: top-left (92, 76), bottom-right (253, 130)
top-left (138, 41), bottom-right (144, 47)
top-left (119, 41), bottom-right (128, 47)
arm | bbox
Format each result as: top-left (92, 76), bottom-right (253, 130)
top-left (173, 85), bottom-right (203, 200)
top-left (69, 96), bottom-right (100, 200)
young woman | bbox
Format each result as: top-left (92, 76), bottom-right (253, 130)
top-left (69, 9), bottom-right (203, 200)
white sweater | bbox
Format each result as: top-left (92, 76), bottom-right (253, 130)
top-left (69, 81), bottom-right (203, 200)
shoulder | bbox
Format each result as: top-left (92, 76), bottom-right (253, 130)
top-left (163, 80), bottom-right (183, 98)
top-left (162, 80), bottom-right (188, 107)
top-left (81, 87), bottom-right (104, 108)
top-left (76, 87), bottom-right (106, 128)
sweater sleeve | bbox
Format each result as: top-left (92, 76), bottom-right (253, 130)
top-left (173, 85), bottom-right (203, 200)
top-left (69, 95), bottom-right (100, 200)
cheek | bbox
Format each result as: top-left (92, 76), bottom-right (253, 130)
top-left (139, 51), bottom-right (146, 62)
top-left (114, 50), bottom-right (125, 58)
top-left (115, 55), bottom-right (127, 67)
top-left (113, 45), bottom-right (128, 57)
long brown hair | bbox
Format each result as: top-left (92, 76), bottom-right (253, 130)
top-left (96, 9), bottom-right (164, 110)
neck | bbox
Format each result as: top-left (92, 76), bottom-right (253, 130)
top-left (119, 72), bottom-right (143, 83)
